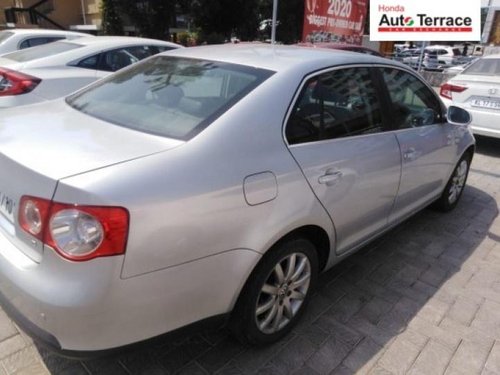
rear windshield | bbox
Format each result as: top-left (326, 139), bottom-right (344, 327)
top-left (0, 31), bottom-right (13, 44)
top-left (66, 56), bottom-right (274, 140)
top-left (463, 58), bottom-right (500, 76)
top-left (2, 41), bottom-right (82, 62)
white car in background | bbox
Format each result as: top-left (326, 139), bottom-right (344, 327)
top-left (404, 45), bottom-right (464, 70)
top-left (0, 28), bottom-right (90, 55)
top-left (440, 54), bottom-right (500, 139)
top-left (0, 36), bottom-right (181, 108)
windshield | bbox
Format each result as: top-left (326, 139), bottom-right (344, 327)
top-left (0, 31), bottom-right (13, 44)
top-left (67, 56), bottom-right (274, 140)
top-left (2, 41), bottom-right (82, 62)
top-left (463, 58), bottom-right (500, 76)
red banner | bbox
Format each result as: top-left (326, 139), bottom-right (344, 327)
top-left (303, 0), bottom-right (368, 45)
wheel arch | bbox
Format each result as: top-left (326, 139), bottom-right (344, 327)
top-left (231, 225), bottom-right (330, 313)
top-left (229, 225), bottom-right (330, 340)
top-left (463, 144), bottom-right (475, 161)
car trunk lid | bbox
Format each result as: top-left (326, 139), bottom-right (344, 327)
top-left (0, 99), bottom-right (183, 262)
top-left (448, 74), bottom-right (500, 105)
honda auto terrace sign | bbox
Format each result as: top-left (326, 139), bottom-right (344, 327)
top-left (370, 0), bottom-right (481, 41)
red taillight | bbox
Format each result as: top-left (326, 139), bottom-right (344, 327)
top-left (19, 196), bottom-right (51, 240)
top-left (440, 83), bottom-right (467, 100)
top-left (19, 196), bottom-right (129, 262)
top-left (0, 68), bottom-right (41, 97)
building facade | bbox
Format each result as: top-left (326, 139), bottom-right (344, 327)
top-left (0, 0), bottom-right (102, 31)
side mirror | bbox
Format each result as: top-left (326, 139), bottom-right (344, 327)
top-left (447, 106), bottom-right (471, 125)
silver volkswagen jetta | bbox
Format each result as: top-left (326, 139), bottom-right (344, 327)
top-left (0, 44), bottom-right (474, 354)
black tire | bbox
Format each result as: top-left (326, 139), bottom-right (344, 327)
top-left (433, 153), bottom-right (471, 212)
top-left (231, 238), bottom-right (318, 345)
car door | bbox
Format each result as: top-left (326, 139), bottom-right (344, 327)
top-left (379, 67), bottom-right (457, 223)
top-left (285, 66), bottom-right (401, 254)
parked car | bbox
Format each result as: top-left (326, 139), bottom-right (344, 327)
top-left (404, 45), bottom-right (464, 70)
top-left (297, 42), bottom-right (383, 57)
top-left (443, 57), bottom-right (479, 74)
top-left (403, 49), bottom-right (442, 71)
top-left (0, 36), bottom-right (181, 108)
top-left (392, 48), bottom-right (420, 62)
top-left (439, 54), bottom-right (500, 139)
top-left (0, 28), bottom-right (90, 55)
top-left (425, 45), bottom-right (463, 66)
top-left (0, 44), bottom-right (474, 354)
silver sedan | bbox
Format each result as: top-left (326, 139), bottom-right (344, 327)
top-left (0, 44), bottom-right (474, 354)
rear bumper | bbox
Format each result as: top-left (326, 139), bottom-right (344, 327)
top-left (0, 286), bottom-right (61, 351)
top-left (0, 286), bottom-right (229, 359)
top-left (0, 225), bottom-right (260, 352)
top-left (467, 107), bottom-right (500, 139)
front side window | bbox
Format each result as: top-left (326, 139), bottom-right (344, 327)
top-left (286, 67), bottom-right (384, 145)
top-left (67, 56), bottom-right (274, 140)
top-left (381, 68), bottom-right (442, 129)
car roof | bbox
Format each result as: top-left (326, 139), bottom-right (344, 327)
top-left (297, 43), bottom-right (383, 56)
top-left (69, 36), bottom-right (180, 47)
top-left (161, 44), bottom-right (394, 73)
top-left (1, 28), bottom-right (89, 37)
top-left (297, 42), bottom-right (369, 50)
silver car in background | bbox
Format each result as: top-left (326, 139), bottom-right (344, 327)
top-left (0, 44), bottom-right (474, 355)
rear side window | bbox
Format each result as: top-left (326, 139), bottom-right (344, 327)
top-left (19, 36), bottom-right (65, 49)
top-left (67, 56), bottom-right (274, 140)
top-left (2, 41), bottom-right (81, 62)
top-left (79, 45), bottom-right (170, 72)
top-left (286, 67), bottom-right (384, 145)
top-left (381, 68), bottom-right (442, 129)
top-left (77, 54), bottom-right (99, 69)
top-left (463, 58), bottom-right (500, 76)
top-left (99, 46), bottom-right (155, 72)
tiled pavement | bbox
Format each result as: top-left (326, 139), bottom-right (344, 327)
top-left (0, 136), bottom-right (500, 375)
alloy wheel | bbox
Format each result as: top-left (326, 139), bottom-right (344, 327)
top-left (255, 253), bottom-right (311, 334)
top-left (448, 159), bottom-right (468, 204)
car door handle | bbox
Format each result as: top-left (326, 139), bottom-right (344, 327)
top-left (318, 171), bottom-right (343, 185)
top-left (403, 148), bottom-right (417, 160)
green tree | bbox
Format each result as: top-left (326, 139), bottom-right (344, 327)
top-left (191, 0), bottom-right (260, 42)
top-left (101, 0), bottom-right (124, 35)
top-left (117, 0), bottom-right (176, 39)
top-left (259, 0), bottom-right (304, 43)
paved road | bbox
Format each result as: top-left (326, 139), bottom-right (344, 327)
top-left (0, 136), bottom-right (499, 375)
